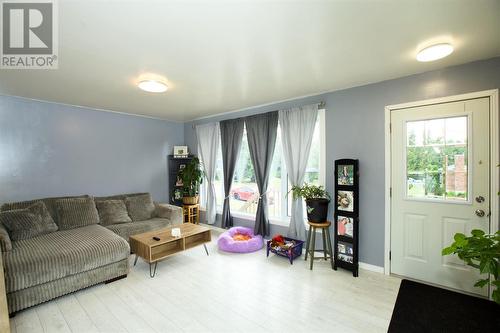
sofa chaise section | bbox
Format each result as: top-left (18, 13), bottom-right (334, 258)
top-left (3, 224), bottom-right (129, 313)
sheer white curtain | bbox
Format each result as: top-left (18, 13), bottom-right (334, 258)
top-left (195, 122), bottom-right (220, 225)
top-left (279, 104), bottom-right (318, 240)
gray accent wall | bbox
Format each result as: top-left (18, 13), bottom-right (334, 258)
top-left (0, 96), bottom-right (184, 203)
top-left (185, 57), bottom-right (500, 267)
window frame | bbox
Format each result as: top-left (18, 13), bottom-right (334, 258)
top-left (200, 108), bottom-right (326, 225)
top-left (403, 113), bottom-right (473, 205)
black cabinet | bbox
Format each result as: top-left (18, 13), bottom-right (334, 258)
top-left (168, 155), bottom-right (194, 206)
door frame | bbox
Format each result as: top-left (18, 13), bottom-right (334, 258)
top-left (384, 90), bottom-right (499, 295)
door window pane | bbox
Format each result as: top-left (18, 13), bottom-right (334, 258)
top-left (406, 116), bottom-right (468, 201)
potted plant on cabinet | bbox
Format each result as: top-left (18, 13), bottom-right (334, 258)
top-left (177, 157), bottom-right (204, 205)
top-left (290, 183), bottom-right (331, 222)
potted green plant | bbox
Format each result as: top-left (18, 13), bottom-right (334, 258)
top-left (290, 183), bottom-right (331, 222)
top-left (442, 230), bottom-right (500, 304)
top-left (177, 157), bottom-right (204, 205)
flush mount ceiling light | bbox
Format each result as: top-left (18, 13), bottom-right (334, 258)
top-left (416, 43), bottom-right (454, 62)
top-left (138, 80), bottom-right (168, 93)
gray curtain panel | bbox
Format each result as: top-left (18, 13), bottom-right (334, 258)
top-left (245, 111), bottom-right (279, 236)
top-left (220, 118), bottom-right (244, 229)
top-left (279, 104), bottom-right (318, 240)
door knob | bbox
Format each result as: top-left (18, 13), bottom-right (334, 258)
top-left (475, 196), bottom-right (485, 203)
top-left (475, 209), bottom-right (485, 217)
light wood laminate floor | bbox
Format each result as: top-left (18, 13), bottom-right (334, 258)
top-left (9, 229), bottom-right (401, 333)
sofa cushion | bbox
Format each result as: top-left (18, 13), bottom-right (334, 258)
top-left (155, 203), bottom-right (183, 224)
top-left (2, 224), bottom-right (129, 293)
top-left (0, 202), bottom-right (58, 241)
top-left (55, 197), bottom-right (100, 230)
top-left (125, 194), bottom-right (155, 221)
top-left (1, 195), bottom-right (89, 227)
top-left (106, 218), bottom-right (172, 241)
top-left (96, 200), bottom-right (132, 226)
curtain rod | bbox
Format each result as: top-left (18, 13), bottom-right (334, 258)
top-left (192, 101), bottom-right (326, 128)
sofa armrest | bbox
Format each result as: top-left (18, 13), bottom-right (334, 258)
top-left (154, 203), bottom-right (182, 225)
top-left (0, 224), bottom-right (11, 253)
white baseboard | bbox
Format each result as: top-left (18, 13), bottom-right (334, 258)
top-left (359, 262), bottom-right (384, 273)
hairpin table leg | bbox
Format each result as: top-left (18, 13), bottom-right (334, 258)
top-left (203, 244), bottom-right (209, 256)
top-left (149, 262), bottom-right (158, 278)
top-left (133, 254), bottom-right (139, 266)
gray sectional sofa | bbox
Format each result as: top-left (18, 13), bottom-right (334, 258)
top-left (0, 192), bottom-right (182, 314)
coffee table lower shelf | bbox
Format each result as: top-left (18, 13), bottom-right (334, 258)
top-left (130, 224), bottom-right (211, 277)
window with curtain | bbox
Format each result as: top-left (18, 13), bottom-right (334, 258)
top-left (200, 109), bottom-right (325, 223)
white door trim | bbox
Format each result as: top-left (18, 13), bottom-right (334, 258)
top-left (384, 90), bottom-right (499, 291)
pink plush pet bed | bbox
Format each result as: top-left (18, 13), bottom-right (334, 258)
top-left (217, 227), bottom-right (264, 253)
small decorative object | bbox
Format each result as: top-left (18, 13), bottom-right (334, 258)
top-left (175, 176), bottom-right (183, 187)
top-left (334, 159), bottom-right (359, 277)
top-left (290, 183), bottom-right (331, 222)
top-left (337, 190), bottom-right (354, 212)
top-left (177, 157), bottom-right (204, 205)
top-left (218, 227), bottom-right (263, 253)
top-left (173, 188), bottom-right (182, 200)
top-left (267, 233), bottom-right (304, 265)
top-left (171, 227), bottom-right (181, 238)
top-left (174, 146), bottom-right (189, 158)
top-left (442, 230), bottom-right (500, 304)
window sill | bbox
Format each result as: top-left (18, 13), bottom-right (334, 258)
top-left (202, 206), bottom-right (317, 232)
top-left (207, 208), bottom-right (291, 227)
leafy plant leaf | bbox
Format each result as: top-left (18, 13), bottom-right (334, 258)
top-left (474, 279), bottom-right (489, 288)
top-left (442, 247), bottom-right (455, 255)
top-left (471, 229), bottom-right (485, 237)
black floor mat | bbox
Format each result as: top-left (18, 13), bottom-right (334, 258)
top-left (388, 279), bottom-right (500, 333)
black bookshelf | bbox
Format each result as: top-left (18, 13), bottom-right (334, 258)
top-left (333, 159), bottom-right (359, 277)
top-left (168, 155), bottom-right (194, 206)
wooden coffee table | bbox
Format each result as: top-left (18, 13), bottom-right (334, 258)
top-left (130, 223), bottom-right (211, 277)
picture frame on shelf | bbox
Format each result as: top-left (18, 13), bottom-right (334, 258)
top-left (337, 216), bottom-right (354, 238)
top-left (337, 190), bottom-right (354, 212)
top-left (337, 164), bottom-right (355, 185)
top-left (173, 146), bottom-right (189, 157)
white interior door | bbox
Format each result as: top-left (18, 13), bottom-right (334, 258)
top-left (390, 97), bottom-right (490, 296)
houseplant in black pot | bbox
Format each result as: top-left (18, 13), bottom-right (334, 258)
top-left (290, 183), bottom-right (331, 222)
top-left (177, 157), bottom-right (204, 205)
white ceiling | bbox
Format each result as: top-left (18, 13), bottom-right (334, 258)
top-left (1, 0), bottom-right (499, 122)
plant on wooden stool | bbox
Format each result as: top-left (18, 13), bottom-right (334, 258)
top-left (442, 230), bottom-right (500, 303)
top-left (178, 157), bottom-right (204, 204)
top-left (290, 183), bottom-right (331, 222)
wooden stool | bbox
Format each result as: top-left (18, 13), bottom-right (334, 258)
top-left (183, 204), bottom-right (200, 224)
top-left (305, 221), bottom-right (334, 270)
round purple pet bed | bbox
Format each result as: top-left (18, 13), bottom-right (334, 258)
top-left (217, 227), bottom-right (264, 253)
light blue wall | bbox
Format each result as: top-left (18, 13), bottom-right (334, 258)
top-left (185, 57), bottom-right (500, 267)
top-left (0, 96), bottom-right (184, 203)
